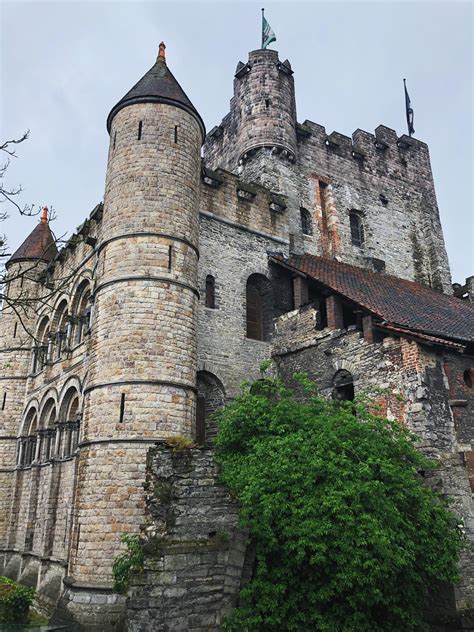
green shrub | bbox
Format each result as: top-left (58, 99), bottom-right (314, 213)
top-left (215, 374), bottom-right (464, 632)
top-left (112, 533), bottom-right (144, 594)
top-left (0, 576), bottom-right (35, 623)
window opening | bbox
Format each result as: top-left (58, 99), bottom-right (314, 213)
top-left (205, 275), bottom-right (216, 309)
top-left (1, 392), bottom-right (6, 410)
top-left (332, 370), bottom-right (355, 402)
top-left (464, 369), bottom-right (473, 389)
top-left (350, 212), bottom-right (364, 247)
top-left (119, 393), bottom-right (126, 423)
top-left (174, 126), bottom-right (178, 143)
top-left (300, 208), bottom-right (312, 236)
top-left (138, 121), bottom-right (143, 140)
top-left (168, 245), bottom-right (173, 271)
top-left (246, 283), bottom-right (263, 340)
top-left (13, 322), bottom-right (17, 338)
top-left (113, 131), bottom-right (117, 149)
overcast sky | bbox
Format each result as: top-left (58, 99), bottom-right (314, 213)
top-left (1, 1), bottom-right (472, 283)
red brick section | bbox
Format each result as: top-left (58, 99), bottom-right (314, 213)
top-left (362, 315), bottom-right (374, 343)
top-left (327, 294), bottom-right (343, 330)
top-left (293, 276), bottom-right (308, 308)
top-left (270, 254), bottom-right (474, 343)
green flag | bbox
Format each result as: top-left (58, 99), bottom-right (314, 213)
top-left (262, 9), bottom-right (276, 49)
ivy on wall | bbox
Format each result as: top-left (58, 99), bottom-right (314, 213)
top-left (214, 372), bottom-right (464, 632)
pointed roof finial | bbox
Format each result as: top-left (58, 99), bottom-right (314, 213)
top-left (41, 206), bottom-right (48, 224)
top-left (157, 41), bottom-right (166, 63)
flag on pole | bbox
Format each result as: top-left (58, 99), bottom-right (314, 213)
top-left (262, 8), bottom-right (276, 49)
top-left (404, 78), bottom-right (415, 137)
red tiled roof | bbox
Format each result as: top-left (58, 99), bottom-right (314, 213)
top-left (271, 254), bottom-right (474, 344)
top-left (7, 221), bottom-right (57, 267)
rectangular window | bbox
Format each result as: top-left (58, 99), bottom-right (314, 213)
top-left (319, 181), bottom-right (328, 232)
top-left (174, 126), bottom-right (178, 143)
top-left (13, 322), bottom-right (17, 338)
top-left (138, 121), bottom-right (143, 140)
top-left (2, 392), bottom-right (6, 410)
top-left (168, 245), bottom-right (173, 271)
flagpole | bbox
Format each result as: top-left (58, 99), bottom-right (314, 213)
top-left (261, 8), bottom-right (265, 49)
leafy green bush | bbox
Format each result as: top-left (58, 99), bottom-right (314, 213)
top-left (215, 374), bottom-right (464, 632)
top-left (0, 576), bottom-right (35, 623)
top-left (112, 533), bottom-right (144, 593)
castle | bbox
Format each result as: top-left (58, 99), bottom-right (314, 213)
top-left (0, 41), bottom-right (473, 630)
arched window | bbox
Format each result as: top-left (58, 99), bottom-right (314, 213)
top-left (33, 315), bottom-right (50, 372)
top-left (196, 371), bottom-right (225, 445)
top-left (205, 275), bottom-right (216, 309)
top-left (332, 370), bottom-right (355, 402)
top-left (246, 274), bottom-right (272, 341)
top-left (349, 212), bottom-right (364, 248)
top-left (300, 208), bottom-right (312, 236)
top-left (19, 409), bottom-right (38, 467)
top-left (39, 398), bottom-right (57, 462)
top-left (73, 281), bottom-right (92, 345)
top-left (53, 300), bottom-right (69, 360)
top-left (246, 282), bottom-right (263, 340)
top-left (59, 387), bottom-right (81, 458)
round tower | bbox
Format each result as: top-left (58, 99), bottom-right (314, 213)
top-left (68, 43), bottom-right (205, 585)
top-left (234, 48), bottom-right (297, 165)
top-left (0, 209), bottom-right (57, 548)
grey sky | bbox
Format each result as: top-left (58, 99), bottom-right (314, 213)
top-left (1, 1), bottom-right (472, 283)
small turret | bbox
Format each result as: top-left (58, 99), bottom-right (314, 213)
top-left (7, 207), bottom-right (57, 268)
top-left (233, 49), bottom-right (297, 166)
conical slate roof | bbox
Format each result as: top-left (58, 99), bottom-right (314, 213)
top-left (7, 208), bottom-right (57, 268)
top-left (106, 43), bottom-right (205, 140)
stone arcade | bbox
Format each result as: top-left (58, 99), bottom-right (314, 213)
top-left (0, 41), bottom-right (473, 630)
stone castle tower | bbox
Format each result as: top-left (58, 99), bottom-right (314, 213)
top-left (0, 41), bottom-right (472, 631)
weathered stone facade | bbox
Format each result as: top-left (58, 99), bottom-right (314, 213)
top-left (0, 42), bottom-right (472, 630)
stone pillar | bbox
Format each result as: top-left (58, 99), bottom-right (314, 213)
top-left (362, 315), bottom-right (375, 344)
top-left (327, 294), bottom-right (344, 330)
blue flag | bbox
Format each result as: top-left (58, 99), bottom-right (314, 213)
top-left (262, 9), bottom-right (276, 49)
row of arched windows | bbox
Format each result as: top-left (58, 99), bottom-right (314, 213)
top-left (32, 280), bottom-right (92, 373)
top-left (18, 386), bottom-right (81, 467)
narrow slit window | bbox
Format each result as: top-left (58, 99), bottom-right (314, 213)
top-left (246, 283), bottom-right (263, 340)
top-left (119, 393), bottom-right (126, 423)
top-left (13, 322), bottom-right (17, 338)
top-left (205, 275), bottom-right (216, 309)
top-left (168, 245), bottom-right (173, 271)
top-left (174, 126), bottom-right (178, 143)
top-left (138, 121), bottom-right (143, 140)
top-left (113, 131), bottom-right (117, 149)
top-left (2, 392), bottom-right (6, 410)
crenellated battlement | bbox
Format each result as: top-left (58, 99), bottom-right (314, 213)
top-left (297, 119), bottom-right (431, 183)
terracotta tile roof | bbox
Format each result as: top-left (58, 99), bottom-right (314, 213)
top-left (7, 220), bottom-right (57, 268)
top-left (270, 254), bottom-right (474, 344)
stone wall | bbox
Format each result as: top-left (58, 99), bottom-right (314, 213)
top-left (203, 48), bottom-right (452, 293)
top-left (272, 305), bottom-right (474, 624)
top-left (125, 442), bottom-right (249, 632)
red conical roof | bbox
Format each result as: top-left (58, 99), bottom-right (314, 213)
top-left (7, 208), bottom-right (58, 268)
